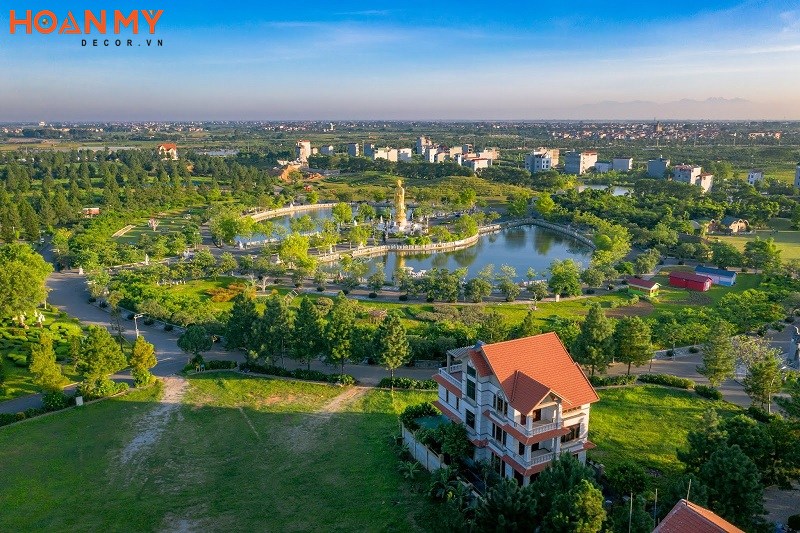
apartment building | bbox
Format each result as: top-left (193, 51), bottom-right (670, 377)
top-left (433, 333), bottom-right (599, 486)
top-left (794, 163), bottom-right (800, 189)
top-left (612, 157), bottom-right (633, 172)
top-left (320, 145), bottom-right (335, 156)
top-left (747, 169), bottom-right (764, 186)
top-left (673, 165), bottom-right (713, 192)
top-left (347, 143), bottom-right (360, 157)
top-left (398, 148), bottom-right (413, 162)
top-left (564, 151), bottom-right (598, 175)
top-left (295, 140), bottom-right (312, 162)
top-left (524, 148), bottom-right (560, 173)
top-left (647, 157), bottom-right (670, 178)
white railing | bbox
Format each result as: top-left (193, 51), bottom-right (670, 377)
top-left (530, 451), bottom-right (555, 466)
top-left (505, 417), bottom-right (559, 437)
top-left (438, 368), bottom-right (462, 389)
top-left (447, 364), bottom-right (461, 374)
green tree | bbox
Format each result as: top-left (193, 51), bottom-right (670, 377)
top-left (678, 409), bottom-right (729, 473)
top-left (18, 200), bottom-right (40, 242)
top-left (510, 310), bottom-right (540, 339)
top-left (76, 325), bottom-right (127, 384)
top-left (530, 454), bottom-right (598, 526)
top-left (367, 262), bottom-right (386, 292)
top-left (464, 277), bottom-right (493, 303)
top-left (776, 376), bottom-right (800, 420)
top-left (633, 249), bottom-right (660, 276)
top-left (279, 233), bottom-right (315, 269)
top-left (535, 192), bottom-right (556, 218)
top-left (548, 259), bottom-right (582, 297)
top-left (697, 320), bottom-right (736, 387)
top-left (660, 474), bottom-right (709, 520)
top-left (0, 244), bottom-right (53, 319)
top-left (217, 252), bottom-right (237, 276)
top-left (254, 293), bottom-right (294, 366)
top-left (542, 478), bottom-right (606, 533)
top-left (325, 292), bottom-right (356, 374)
top-left (613, 316), bottom-right (652, 375)
top-left (609, 495), bottom-right (654, 533)
top-left (177, 325), bottom-right (212, 361)
top-left (699, 445), bottom-right (765, 531)
top-left (129, 336), bottom-right (157, 387)
top-left (28, 331), bottom-right (63, 392)
top-left (743, 237), bottom-right (781, 273)
top-left (743, 354), bottom-right (783, 412)
top-left (224, 292), bottom-right (259, 352)
top-left (507, 194), bottom-right (530, 218)
top-left (710, 241), bottom-right (744, 268)
top-left (572, 303), bottom-right (614, 376)
top-left (473, 479), bottom-right (538, 533)
top-left (580, 267), bottom-right (606, 288)
top-left (332, 202), bottom-right (353, 224)
top-left (291, 296), bottom-right (324, 370)
top-left (374, 313), bottom-right (410, 384)
top-left (477, 311), bottom-right (510, 344)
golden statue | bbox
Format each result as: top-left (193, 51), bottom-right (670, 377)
top-left (394, 179), bottom-right (407, 227)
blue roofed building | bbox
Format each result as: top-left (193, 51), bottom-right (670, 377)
top-left (695, 265), bottom-right (736, 286)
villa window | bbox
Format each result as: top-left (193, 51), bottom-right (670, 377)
top-left (518, 442), bottom-right (525, 456)
top-left (467, 365), bottom-right (476, 378)
top-left (466, 379), bottom-right (476, 401)
top-left (445, 390), bottom-right (449, 404)
top-left (561, 424), bottom-right (580, 443)
top-left (492, 423), bottom-right (506, 446)
top-left (519, 414), bottom-right (527, 426)
top-left (493, 395), bottom-right (508, 417)
top-left (531, 409), bottom-right (542, 422)
top-left (531, 441), bottom-right (540, 452)
top-left (465, 409), bottom-right (475, 429)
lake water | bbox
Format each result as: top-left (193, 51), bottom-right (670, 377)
top-left (363, 225), bottom-right (593, 281)
top-left (577, 184), bottom-right (631, 196)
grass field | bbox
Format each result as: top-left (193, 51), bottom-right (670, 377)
top-left (715, 226), bottom-right (800, 261)
top-left (0, 374), bottom-right (437, 531)
top-left (115, 208), bottom-right (198, 245)
top-left (589, 385), bottom-right (741, 478)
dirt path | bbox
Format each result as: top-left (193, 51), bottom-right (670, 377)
top-left (288, 386), bottom-right (370, 453)
top-left (119, 377), bottom-right (188, 467)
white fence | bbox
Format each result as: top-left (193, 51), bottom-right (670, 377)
top-left (249, 203), bottom-right (336, 222)
top-left (402, 425), bottom-right (443, 473)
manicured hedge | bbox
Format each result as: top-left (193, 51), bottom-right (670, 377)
top-left (588, 374), bottom-right (637, 387)
top-left (378, 377), bottom-right (437, 390)
top-left (206, 360), bottom-right (237, 370)
top-left (638, 373), bottom-right (694, 389)
top-left (242, 362), bottom-right (356, 385)
top-left (694, 385), bottom-right (722, 400)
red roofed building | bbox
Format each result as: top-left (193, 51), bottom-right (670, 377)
top-left (158, 143), bottom-right (178, 160)
top-left (654, 499), bottom-right (744, 533)
top-left (432, 332), bottom-right (599, 486)
top-left (668, 271), bottom-right (712, 292)
top-left (627, 277), bottom-right (660, 297)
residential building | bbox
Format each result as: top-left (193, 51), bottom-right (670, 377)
top-left (654, 499), bottom-right (744, 533)
top-left (711, 216), bottom-right (748, 234)
top-left (434, 152), bottom-right (448, 164)
top-left (524, 148), bottom-right (560, 173)
top-left (673, 165), bottom-right (713, 192)
top-left (795, 163), bottom-right (800, 189)
top-left (594, 161), bottom-right (613, 173)
top-left (82, 207), bottom-right (101, 218)
top-left (668, 271), bottom-right (712, 292)
top-left (747, 169), bottom-right (764, 186)
top-left (695, 266), bottom-right (737, 287)
top-left (647, 157), bottom-right (670, 178)
top-left (626, 277), bottom-right (660, 297)
top-left (463, 157), bottom-right (491, 172)
top-left (478, 148), bottom-right (500, 161)
top-left (398, 148), bottom-right (413, 162)
top-left (295, 140), bottom-right (312, 162)
top-left (612, 157), bottom-right (633, 172)
top-left (320, 145), bottom-right (335, 155)
top-left (415, 136), bottom-right (432, 155)
top-left (462, 144), bottom-right (474, 154)
top-left (424, 146), bottom-right (438, 163)
top-left (372, 148), bottom-right (398, 162)
top-left (157, 143), bottom-right (178, 160)
top-left (564, 151), bottom-right (598, 175)
top-left (363, 143), bottom-right (375, 157)
top-left (432, 333), bottom-right (599, 486)
top-left (347, 143), bottom-right (360, 157)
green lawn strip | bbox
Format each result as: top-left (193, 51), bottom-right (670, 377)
top-left (589, 385), bottom-right (741, 480)
top-left (716, 228), bottom-right (800, 260)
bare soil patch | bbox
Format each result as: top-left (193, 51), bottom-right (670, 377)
top-left (605, 301), bottom-right (655, 318)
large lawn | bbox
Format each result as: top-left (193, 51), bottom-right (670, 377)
top-left (589, 385), bottom-right (741, 478)
top-left (714, 225), bottom-right (800, 261)
top-left (0, 374), bottom-right (437, 531)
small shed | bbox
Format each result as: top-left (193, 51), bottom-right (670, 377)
top-left (695, 265), bottom-right (736, 287)
top-left (668, 271), bottom-right (712, 292)
top-left (626, 277), bottom-right (660, 297)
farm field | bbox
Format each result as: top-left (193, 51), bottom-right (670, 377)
top-left (589, 385), bottom-right (741, 480)
top-left (0, 374), bottom-right (437, 532)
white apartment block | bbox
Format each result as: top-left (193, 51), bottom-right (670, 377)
top-left (398, 148), bottom-right (413, 162)
top-left (295, 140), bottom-right (312, 162)
top-left (612, 157), bottom-right (633, 172)
top-left (347, 143), bottom-right (360, 157)
top-left (673, 165), bottom-right (713, 192)
top-left (564, 151), bottom-right (598, 175)
top-left (594, 161), bottom-right (612, 173)
top-left (416, 136), bottom-right (433, 155)
top-left (747, 169), bottom-right (764, 186)
top-left (433, 334), bottom-right (599, 486)
top-left (463, 157), bottom-right (491, 172)
top-left (364, 143), bottom-right (376, 157)
top-left (372, 148), bottom-right (398, 162)
top-left (478, 148), bottom-right (500, 161)
top-left (524, 148), bottom-right (559, 173)
top-left (424, 146), bottom-right (438, 163)
top-left (320, 145), bottom-right (335, 156)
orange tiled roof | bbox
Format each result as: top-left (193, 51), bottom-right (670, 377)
top-left (654, 500), bottom-right (744, 533)
top-left (478, 333), bottom-right (599, 413)
top-left (158, 143), bottom-right (177, 150)
top-left (469, 350), bottom-right (493, 378)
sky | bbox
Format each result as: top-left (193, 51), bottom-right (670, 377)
top-left (1, 1), bottom-right (800, 121)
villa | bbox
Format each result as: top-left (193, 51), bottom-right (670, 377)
top-left (626, 277), bottom-right (660, 297)
top-left (432, 333), bottom-right (599, 486)
top-left (157, 143), bottom-right (178, 160)
top-left (654, 499), bottom-right (744, 533)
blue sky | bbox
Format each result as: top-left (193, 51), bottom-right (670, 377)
top-left (1, 1), bottom-right (800, 120)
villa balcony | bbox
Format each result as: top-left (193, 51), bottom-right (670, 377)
top-left (437, 366), bottom-right (462, 388)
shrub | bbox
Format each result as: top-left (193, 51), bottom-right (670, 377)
top-left (368, 292), bottom-right (378, 299)
top-left (585, 289), bottom-right (595, 295)
top-left (42, 391), bottom-right (69, 411)
top-left (688, 346), bottom-right (699, 354)
top-left (98, 301), bottom-right (108, 308)
top-left (746, 405), bottom-right (778, 423)
top-left (588, 374), bottom-right (637, 387)
top-left (77, 379), bottom-right (129, 401)
top-left (205, 359), bottom-right (237, 370)
top-left (378, 377), bottom-right (437, 390)
top-left (241, 363), bottom-right (356, 386)
top-left (606, 461), bottom-right (649, 496)
top-left (400, 402), bottom-right (439, 431)
top-left (342, 289), bottom-right (350, 295)
top-left (788, 514), bottom-right (800, 531)
top-left (638, 373), bottom-right (694, 389)
top-left (88, 297), bottom-right (97, 303)
top-left (695, 385), bottom-right (722, 400)
top-left (126, 313), bottom-right (135, 320)
top-left (399, 294), bottom-right (409, 301)
top-left (316, 286), bottom-right (325, 292)
top-left (143, 317), bottom-right (155, 326)
top-left (163, 324), bottom-right (173, 332)
top-left (666, 349), bottom-right (675, 357)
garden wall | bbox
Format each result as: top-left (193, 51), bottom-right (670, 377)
top-left (402, 425), bottom-right (443, 473)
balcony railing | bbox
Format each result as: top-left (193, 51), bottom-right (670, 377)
top-left (530, 451), bottom-right (555, 466)
top-left (506, 417), bottom-right (560, 437)
top-left (438, 367), bottom-right (462, 389)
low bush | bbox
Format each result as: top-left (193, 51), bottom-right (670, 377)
top-left (8, 352), bottom-right (29, 367)
top-left (688, 346), bottom-right (699, 354)
top-left (378, 377), bottom-right (437, 390)
top-left (695, 385), bottom-right (722, 400)
top-left (242, 362), bottom-right (356, 386)
top-left (77, 379), bottom-right (129, 401)
top-left (399, 294), bottom-right (409, 301)
top-left (368, 292), bottom-right (378, 299)
top-left (400, 402), bottom-right (438, 431)
top-left (143, 317), bottom-right (155, 326)
top-left (588, 374), bottom-right (637, 387)
top-left (666, 349), bottom-right (675, 357)
top-left (98, 301), bottom-right (108, 308)
top-left (316, 286), bottom-right (325, 292)
top-left (42, 391), bottom-right (70, 411)
top-left (638, 373), bottom-right (694, 389)
top-left (787, 514), bottom-right (800, 531)
top-left (205, 359), bottom-right (238, 370)
top-left (746, 405), bottom-right (778, 423)
top-left (88, 297), bottom-right (97, 303)
top-left (163, 323), bottom-right (173, 332)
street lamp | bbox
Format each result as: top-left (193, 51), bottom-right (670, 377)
top-left (133, 314), bottom-right (143, 337)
